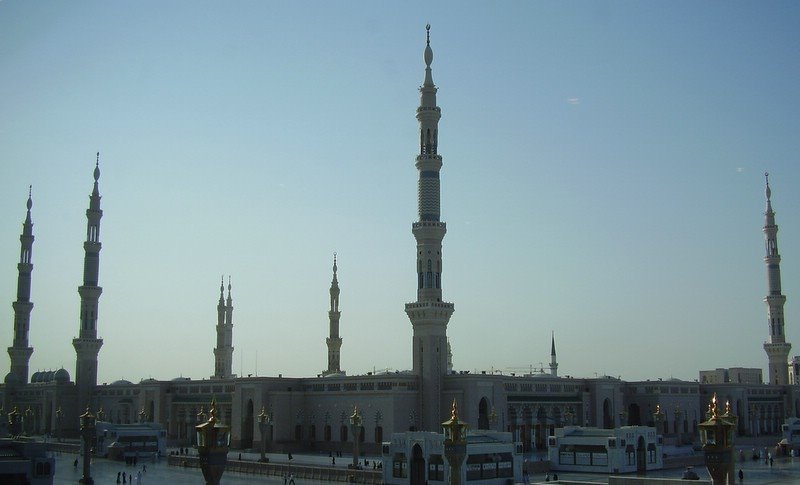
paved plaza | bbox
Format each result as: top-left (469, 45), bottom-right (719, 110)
top-left (49, 447), bottom-right (800, 484)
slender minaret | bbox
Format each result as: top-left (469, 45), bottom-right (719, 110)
top-left (762, 173), bottom-right (791, 385)
top-left (405, 25), bottom-right (454, 431)
top-left (549, 332), bottom-right (558, 377)
top-left (213, 276), bottom-right (234, 379)
top-left (324, 254), bottom-right (343, 376)
top-left (7, 186), bottom-right (35, 385)
top-left (73, 153), bottom-right (105, 413)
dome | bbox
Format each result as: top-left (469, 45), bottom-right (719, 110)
top-left (54, 368), bottom-right (70, 383)
top-left (110, 379), bottom-right (133, 386)
top-left (4, 372), bottom-right (22, 386)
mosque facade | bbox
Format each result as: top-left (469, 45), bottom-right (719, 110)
top-left (2, 28), bottom-right (799, 453)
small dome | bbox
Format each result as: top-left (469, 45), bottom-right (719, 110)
top-left (54, 368), bottom-right (70, 383)
top-left (4, 372), bottom-right (22, 386)
top-left (171, 376), bottom-right (191, 382)
top-left (110, 379), bottom-right (133, 386)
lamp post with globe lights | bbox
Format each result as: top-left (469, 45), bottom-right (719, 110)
top-left (79, 407), bottom-right (96, 484)
top-left (258, 407), bottom-right (272, 462)
top-left (350, 407), bottom-right (363, 469)
top-left (195, 398), bottom-right (230, 485)
top-left (442, 399), bottom-right (468, 485)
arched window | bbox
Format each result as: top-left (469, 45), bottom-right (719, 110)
top-left (340, 425), bottom-right (348, 442)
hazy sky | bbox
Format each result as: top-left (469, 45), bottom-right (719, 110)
top-left (1, 2), bottom-right (798, 385)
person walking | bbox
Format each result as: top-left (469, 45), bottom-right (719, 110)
top-left (738, 469), bottom-right (744, 483)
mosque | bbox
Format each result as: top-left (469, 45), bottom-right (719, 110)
top-left (1, 27), bottom-right (798, 455)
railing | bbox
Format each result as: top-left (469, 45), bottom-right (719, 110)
top-left (167, 455), bottom-right (383, 484)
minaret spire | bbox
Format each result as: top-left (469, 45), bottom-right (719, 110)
top-left (324, 253), bottom-right (343, 375)
top-left (6, 186), bottom-right (36, 390)
top-left (73, 153), bottom-right (105, 414)
top-left (762, 173), bottom-right (791, 385)
top-left (213, 276), bottom-right (235, 378)
top-left (549, 331), bottom-right (558, 377)
top-left (405, 25), bottom-right (454, 431)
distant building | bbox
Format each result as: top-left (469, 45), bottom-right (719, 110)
top-left (547, 426), bottom-right (663, 474)
top-left (699, 368), bottom-right (763, 385)
top-left (0, 438), bottom-right (54, 485)
top-left (381, 430), bottom-right (520, 485)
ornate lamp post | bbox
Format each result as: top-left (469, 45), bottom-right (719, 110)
top-left (138, 408), bottom-right (146, 423)
top-left (195, 406), bottom-right (207, 447)
top-left (258, 407), bottom-right (272, 462)
top-left (442, 399), bottom-right (468, 485)
top-left (97, 407), bottom-right (106, 422)
top-left (79, 407), bottom-right (96, 484)
top-left (565, 407), bottom-right (575, 426)
top-left (674, 406), bottom-right (683, 445)
top-left (350, 406), bottom-right (363, 469)
top-left (7, 406), bottom-right (20, 437)
top-left (24, 406), bottom-right (34, 435)
top-left (55, 407), bottom-right (63, 442)
top-left (195, 398), bottom-right (230, 485)
top-left (653, 404), bottom-right (665, 436)
top-left (699, 394), bottom-right (736, 485)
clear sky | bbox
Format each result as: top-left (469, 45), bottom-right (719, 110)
top-left (1, 1), bottom-right (798, 385)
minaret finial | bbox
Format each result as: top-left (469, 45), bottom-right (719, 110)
top-left (228, 275), bottom-right (231, 293)
top-left (27, 185), bottom-right (32, 211)
top-left (94, 152), bottom-right (100, 182)
top-left (333, 252), bottom-right (338, 275)
top-left (424, 24), bottom-right (434, 69)
top-left (765, 171), bottom-right (771, 201)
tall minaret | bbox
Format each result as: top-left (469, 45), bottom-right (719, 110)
top-left (73, 153), bottom-right (105, 413)
top-left (762, 173), bottom-right (791, 385)
top-left (405, 25), bottom-right (455, 431)
top-left (324, 254), bottom-right (343, 376)
top-left (7, 186), bottom-right (35, 385)
top-left (549, 332), bottom-right (558, 377)
top-left (213, 276), bottom-right (235, 379)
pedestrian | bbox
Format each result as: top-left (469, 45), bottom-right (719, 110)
top-left (739, 469), bottom-right (744, 483)
top-left (143, 464), bottom-right (146, 472)
top-left (770, 457), bottom-right (773, 467)
top-left (137, 471), bottom-right (141, 482)
top-left (73, 458), bottom-right (78, 468)
top-left (553, 473), bottom-right (558, 481)
top-left (332, 456), bottom-right (336, 466)
top-left (117, 471), bottom-right (121, 484)
top-left (545, 473), bottom-right (550, 482)
top-left (289, 473), bottom-right (296, 485)
top-left (238, 453), bottom-right (242, 461)
top-left (123, 473), bottom-right (127, 484)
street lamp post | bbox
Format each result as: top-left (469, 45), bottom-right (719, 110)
top-left (195, 398), bottom-right (231, 485)
top-left (79, 407), bottom-right (96, 484)
top-left (24, 406), bottom-right (34, 435)
top-left (653, 404), bottom-right (665, 436)
top-left (139, 408), bottom-right (146, 424)
top-left (565, 408), bottom-right (575, 426)
top-left (7, 407), bottom-right (20, 437)
top-left (699, 394), bottom-right (736, 485)
top-left (350, 407), bottom-right (362, 469)
top-left (195, 406), bottom-right (207, 447)
top-left (442, 399), bottom-right (468, 485)
top-left (258, 407), bottom-right (272, 462)
top-left (97, 407), bottom-right (106, 423)
top-left (55, 407), bottom-right (63, 442)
